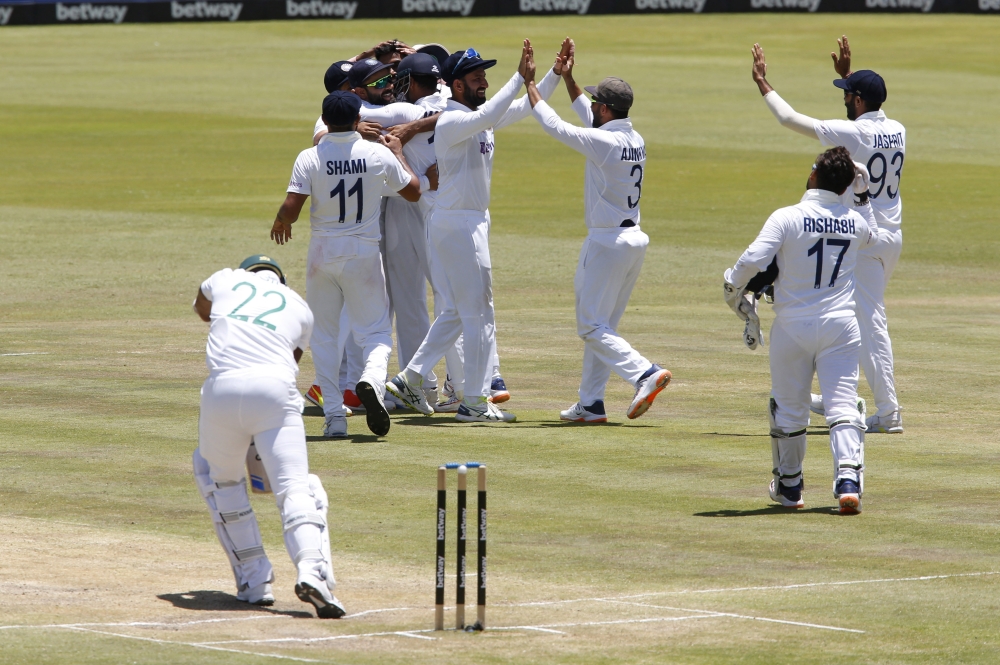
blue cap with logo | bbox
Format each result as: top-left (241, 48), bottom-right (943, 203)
top-left (348, 58), bottom-right (394, 88)
top-left (397, 53), bottom-right (441, 78)
top-left (324, 60), bottom-right (354, 93)
top-left (833, 70), bottom-right (887, 105)
top-left (442, 48), bottom-right (497, 84)
top-left (322, 91), bottom-right (362, 127)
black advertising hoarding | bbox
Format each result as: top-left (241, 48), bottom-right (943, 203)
top-left (0, 0), bottom-right (996, 26)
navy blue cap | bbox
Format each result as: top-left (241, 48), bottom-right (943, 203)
top-left (415, 43), bottom-right (450, 66)
top-left (322, 91), bottom-right (362, 127)
top-left (324, 60), bottom-right (354, 93)
top-left (397, 53), bottom-right (441, 78)
top-left (442, 48), bottom-right (497, 84)
top-left (348, 58), bottom-right (394, 88)
top-left (833, 70), bottom-right (887, 105)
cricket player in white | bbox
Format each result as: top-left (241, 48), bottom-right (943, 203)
top-left (271, 91), bottom-right (421, 439)
top-left (725, 147), bottom-right (882, 514)
top-left (525, 51), bottom-right (671, 422)
top-left (387, 40), bottom-right (564, 422)
top-left (192, 255), bottom-right (345, 617)
top-left (751, 38), bottom-right (905, 434)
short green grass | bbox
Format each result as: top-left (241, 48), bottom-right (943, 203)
top-left (1, 15), bottom-right (999, 665)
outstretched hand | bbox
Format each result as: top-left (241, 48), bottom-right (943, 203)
top-left (750, 43), bottom-right (774, 96)
top-left (562, 38), bottom-right (576, 80)
top-left (518, 39), bottom-right (536, 84)
top-left (831, 34), bottom-right (851, 79)
top-left (552, 37), bottom-right (572, 76)
top-left (271, 219), bottom-right (292, 245)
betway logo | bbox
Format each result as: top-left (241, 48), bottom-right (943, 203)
top-left (635, 0), bottom-right (707, 12)
top-left (980, 0), bottom-right (1000, 9)
top-left (751, 0), bottom-right (820, 10)
top-left (286, 0), bottom-right (357, 18)
top-left (56, 3), bottom-right (128, 23)
top-left (172, 2), bottom-right (243, 20)
top-left (865, 0), bottom-right (933, 10)
top-left (519, 0), bottom-right (591, 13)
top-left (0, 6), bottom-right (12, 24)
top-left (403, 0), bottom-right (475, 14)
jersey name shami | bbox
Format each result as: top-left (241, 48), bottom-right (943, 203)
top-left (620, 146), bottom-right (646, 161)
top-left (803, 216), bottom-right (855, 235)
top-left (872, 132), bottom-right (904, 150)
top-left (326, 159), bottom-right (367, 175)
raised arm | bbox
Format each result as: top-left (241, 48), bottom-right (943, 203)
top-left (560, 41), bottom-right (592, 126)
top-left (528, 90), bottom-right (606, 163)
top-left (751, 43), bottom-right (820, 140)
top-left (496, 38), bottom-right (572, 130)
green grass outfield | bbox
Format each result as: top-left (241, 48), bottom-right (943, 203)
top-left (1, 14), bottom-right (999, 665)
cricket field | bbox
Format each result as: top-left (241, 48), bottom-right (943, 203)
top-left (1, 14), bottom-right (998, 664)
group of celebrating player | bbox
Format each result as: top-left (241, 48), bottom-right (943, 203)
top-left (188, 33), bottom-right (905, 617)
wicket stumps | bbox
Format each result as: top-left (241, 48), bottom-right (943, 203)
top-left (436, 462), bottom-right (486, 632)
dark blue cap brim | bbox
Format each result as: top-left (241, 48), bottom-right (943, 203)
top-left (832, 78), bottom-right (852, 91)
top-left (449, 58), bottom-right (497, 82)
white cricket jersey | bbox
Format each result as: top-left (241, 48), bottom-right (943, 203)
top-left (434, 68), bottom-right (560, 212)
top-left (201, 269), bottom-right (313, 376)
top-left (287, 132), bottom-right (412, 240)
top-left (727, 190), bottom-right (878, 320)
top-left (814, 111), bottom-right (905, 229)
top-left (533, 95), bottom-right (646, 231)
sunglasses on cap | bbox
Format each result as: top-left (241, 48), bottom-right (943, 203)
top-left (453, 48), bottom-right (480, 75)
top-left (366, 73), bottom-right (394, 89)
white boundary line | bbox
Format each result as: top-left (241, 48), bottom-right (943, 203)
top-left (1, 352), bottom-right (49, 357)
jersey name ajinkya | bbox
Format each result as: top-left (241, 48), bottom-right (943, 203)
top-left (620, 146), bottom-right (646, 162)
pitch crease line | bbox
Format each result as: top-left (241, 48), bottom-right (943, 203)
top-left (197, 629), bottom-right (439, 645)
top-left (64, 626), bottom-right (321, 662)
top-left (505, 571), bottom-right (999, 606)
top-left (598, 599), bottom-right (864, 633)
top-left (0, 615), bottom-right (290, 630)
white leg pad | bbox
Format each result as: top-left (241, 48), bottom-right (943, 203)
top-left (768, 398), bottom-right (807, 487)
top-left (280, 474), bottom-right (336, 592)
top-left (830, 422), bottom-right (864, 491)
top-left (192, 448), bottom-right (273, 592)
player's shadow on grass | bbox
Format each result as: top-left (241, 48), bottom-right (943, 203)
top-left (157, 590), bottom-right (313, 617)
top-left (694, 506), bottom-right (840, 517)
top-left (389, 416), bottom-right (656, 428)
top-left (307, 434), bottom-right (384, 443)
top-left (704, 428), bottom-right (830, 437)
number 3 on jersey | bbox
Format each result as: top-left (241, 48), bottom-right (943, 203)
top-left (331, 178), bottom-right (363, 223)
top-left (807, 238), bottom-right (851, 289)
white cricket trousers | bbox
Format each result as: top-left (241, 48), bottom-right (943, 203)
top-left (575, 227), bottom-right (654, 406)
top-left (307, 235), bottom-right (393, 419)
top-left (198, 367), bottom-right (329, 584)
top-left (408, 209), bottom-right (494, 400)
top-left (769, 315), bottom-right (864, 483)
top-left (856, 227), bottom-right (902, 417)
top-left (384, 197), bottom-right (437, 384)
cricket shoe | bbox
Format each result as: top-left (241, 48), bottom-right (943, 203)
top-left (559, 401), bottom-right (608, 423)
top-left (436, 376), bottom-right (461, 412)
top-left (323, 415), bottom-right (348, 440)
top-left (343, 389), bottom-right (365, 414)
top-left (236, 581), bottom-right (274, 606)
top-left (456, 398), bottom-right (516, 423)
top-left (423, 384), bottom-right (439, 407)
top-left (489, 376), bottom-right (510, 404)
top-left (627, 365), bottom-right (672, 420)
top-left (386, 373), bottom-right (434, 415)
top-left (295, 572), bottom-right (346, 619)
top-left (769, 478), bottom-right (804, 509)
top-left (355, 380), bottom-right (390, 436)
top-left (305, 384), bottom-right (323, 408)
top-left (866, 410), bottom-right (903, 434)
top-left (835, 478), bottom-right (862, 514)
top-left (809, 393), bottom-right (824, 416)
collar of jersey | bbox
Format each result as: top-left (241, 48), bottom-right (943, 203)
top-left (800, 189), bottom-right (843, 205)
top-left (320, 131), bottom-right (361, 143)
top-left (857, 110), bottom-right (886, 121)
top-left (600, 117), bottom-right (633, 131)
